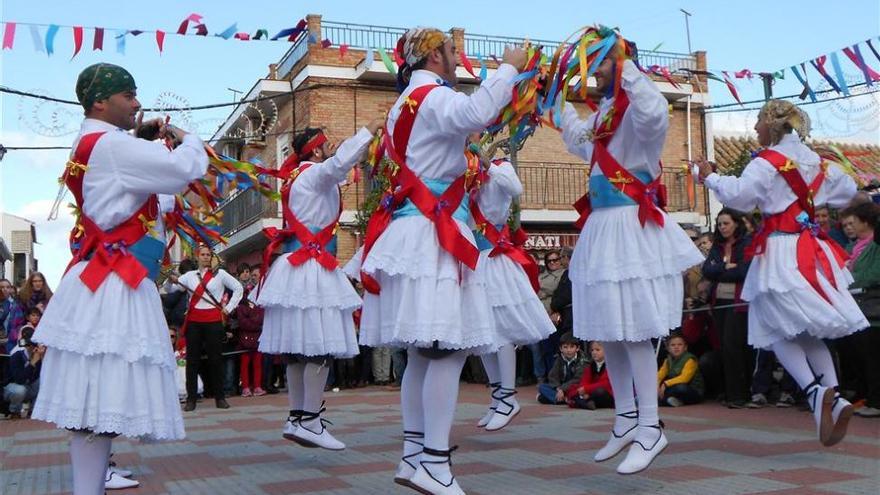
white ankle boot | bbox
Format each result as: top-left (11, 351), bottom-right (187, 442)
top-left (595, 410), bottom-right (638, 462)
top-left (289, 407), bottom-right (345, 450)
top-left (393, 431), bottom-right (423, 488)
top-left (616, 424), bottom-right (668, 474)
top-left (105, 468), bottom-right (139, 490)
top-left (485, 388), bottom-right (520, 431)
top-left (282, 410), bottom-right (301, 441)
top-left (805, 381), bottom-right (835, 445)
top-left (827, 392), bottom-right (853, 447)
top-left (409, 447), bottom-right (465, 495)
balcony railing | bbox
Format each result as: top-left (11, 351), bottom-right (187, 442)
top-left (215, 188), bottom-right (279, 237)
top-left (517, 161), bottom-right (695, 212)
top-left (274, 20), bottom-right (696, 79)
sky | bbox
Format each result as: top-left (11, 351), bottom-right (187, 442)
top-left (1, 0), bottom-right (879, 286)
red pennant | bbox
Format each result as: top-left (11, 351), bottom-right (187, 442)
top-left (72, 26), bottom-right (83, 59)
top-left (2, 22), bottom-right (15, 50)
top-left (195, 24), bottom-right (208, 36)
top-left (177, 13), bottom-right (203, 35)
top-left (339, 43), bottom-right (349, 59)
top-left (156, 30), bottom-right (165, 54)
top-left (234, 32), bottom-right (250, 40)
top-left (321, 38), bottom-right (331, 48)
top-left (93, 27), bottom-right (104, 50)
top-left (287, 19), bottom-right (307, 41)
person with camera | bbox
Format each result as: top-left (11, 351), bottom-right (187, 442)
top-left (3, 327), bottom-right (43, 419)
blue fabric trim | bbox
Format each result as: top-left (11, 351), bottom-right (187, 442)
top-left (282, 225), bottom-right (338, 256)
top-left (392, 179), bottom-right (470, 223)
top-left (588, 170), bottom-right (654, 209)
top-left (83, 235), bottom-right (166, 282)
top-left (472, 224), bottom-right (505, 251)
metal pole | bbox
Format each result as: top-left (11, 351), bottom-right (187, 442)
top-left (680, 9), bottom-right (693, 54)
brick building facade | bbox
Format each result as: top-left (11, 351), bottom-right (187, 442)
top-left (209, 15), bottom-right (713, 270)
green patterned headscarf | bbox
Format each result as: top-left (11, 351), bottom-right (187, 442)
top-left (75, 63), bottom-right (137, 111)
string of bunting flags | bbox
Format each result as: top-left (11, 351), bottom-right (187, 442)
top-left (0, 14), bottom-right (318, 56)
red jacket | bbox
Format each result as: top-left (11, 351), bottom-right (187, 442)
top-left (576, 361), bottom-right (613, 398)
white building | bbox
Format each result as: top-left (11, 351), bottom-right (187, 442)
top-left (0, 212), bottom-right (38, 285)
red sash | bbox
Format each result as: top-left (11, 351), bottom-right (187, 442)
top-left (180, 270), bottom-right (222, 336)
top-left (64, 132), bottom-right (160, 292)
top-left (470, 186), bottom-right (540, 293)
top-left (748, 149), bottom-right (848, 302)
top-left (259, 163), bottom-right (341, 293)
top-left (360, 84), bottom-right (479, 294)
top-left (572, 91), bottom-right (667, 230)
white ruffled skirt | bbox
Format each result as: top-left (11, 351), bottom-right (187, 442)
top-left (570, 205), bottom-right (704, 342)
top-left (743, 234), bottom-right (867, 348)
top-left (254, 256), bottom-right (361, 357)
top-left (476, 250), bottom-right (556, 350)
top-left (359, 216), bottom-right (495, 352)
top-left (31, 262), bottom-right (185, 441)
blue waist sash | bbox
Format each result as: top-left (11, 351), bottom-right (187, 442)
top-left (588, 170), bottom-right (655, 209)
top-left (82, 235), bottom-right (166, 282)
top-left (392, 179), bottom-right (470, 223)
top-left (282, 225), bottom-right (338, 256)
top-left (472, 224), bottom-right (506, 252)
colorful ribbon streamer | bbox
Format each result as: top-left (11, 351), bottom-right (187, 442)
top-left (71, 26), bottom-right (83, 59)
top-left (377, 48), bottom-right (397, 75)
top-left (45, 24), bottom-right (59, 56)
top-left (29, 25), bottom-right (43, 52)
top-left (829, 52), bottom-right (850, 96)
top-left (93, 27), bottom-right (104, 50)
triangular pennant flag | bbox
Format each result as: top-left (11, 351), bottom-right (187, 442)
top-left (339, 43), bottom-right (348, 59)
top-left (156, 30), bottom-right (165, 54)
top-left (289, 19), bottom-right (307, 41)
top-left (321, 38), bottom-right (331, 48)
top-left (721, 71), bottom-right (742, 105)
top-left (3, 22), bottom-right (16, 50)
top-left (45, 24), bottom-right (59, 56)
top-left (829, 52), bottom-right (850, 96)
top-left (253, 29), bottom-right (268, 40)
top-left (93, 27), bottom-right (104, 50)
top-left (129, 30), bottom-right (144, 36)
top-left (216, 23), bottom-right (237, 40)
top-left (194, 24), bottom-right (208, 36)
top-left (115, 29), bottom-right (126, 55)
top-left (177, 13), bottom-right (203, 35)
top-left (71, 26), bottom-right (83, 59)
top-left (234, 32), bottom-right (250, 40)
top-left (29, 25), bottom-right (43, 52)
top-left (459, 51), bottom-right (478, 78)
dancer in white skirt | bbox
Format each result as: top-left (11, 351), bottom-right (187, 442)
top-left (31, 63), bottom-right (208, 495)
top-left (469, 141), bottom-right (555, 432)
top-left (698, 99), bottom-right (866, 446)
top-left (560, 36), bottom-right (703, 474)
top-left (357, 27), bottom-right (526, 495)
top-left (254, 121), bottom-right (381, 450)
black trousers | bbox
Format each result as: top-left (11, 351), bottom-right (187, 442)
top-left (714, 302), bottom-right (752, 403)
top-left (856, 326), bottom-right (880, 408)
top-left (185, 320), bottom-right (226, 400)
top-left (570, 387), bottom-right (614, 409)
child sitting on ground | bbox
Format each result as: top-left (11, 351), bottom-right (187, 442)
top-left (537, 332), bottom-right (588, 405)
top-left (658, 333), bottom-right (705, 407)
top-left (569, 341), bottom-right (614, 410)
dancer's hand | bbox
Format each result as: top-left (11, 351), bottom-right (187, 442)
top-left (658, 383), bottom-right (666, 398)
top-left (502, 45), bottom-right (528, 71)
top-left (695, 159), bottom-right (716, 180)
top-left (134, 111), bottom-right (165, 140)
top-left (365, 118), bottom-right (384, 135)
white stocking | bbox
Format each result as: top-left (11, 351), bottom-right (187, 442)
top-left (771, 337), bottom-right (818, 390)
top-left (602, 341), bottom-right (637, 431)
top-left (286, 360), bottom-right (305, 411)
top-left (797, 334), bottom-right (839, 389)
top-left (496, 344), bottom-right (517, 392)
top-left (421, 350), bottom-right (468, 485)
top-left (401, 347), bottom-right (430, 460)
top-left (625, 340), bottom-right (660, 427)
top-left (301, 361), bottom-right (330, 429)
top-left (70, 432), bottom-right (112, 495)
top-left (480, 352), bottom-right (501, 408)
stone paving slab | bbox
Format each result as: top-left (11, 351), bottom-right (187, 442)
top-left (1, 383), bottom-right (878, 494)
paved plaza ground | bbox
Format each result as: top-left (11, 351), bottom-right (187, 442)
top-left (2, 383), bottom-right (879, 495)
